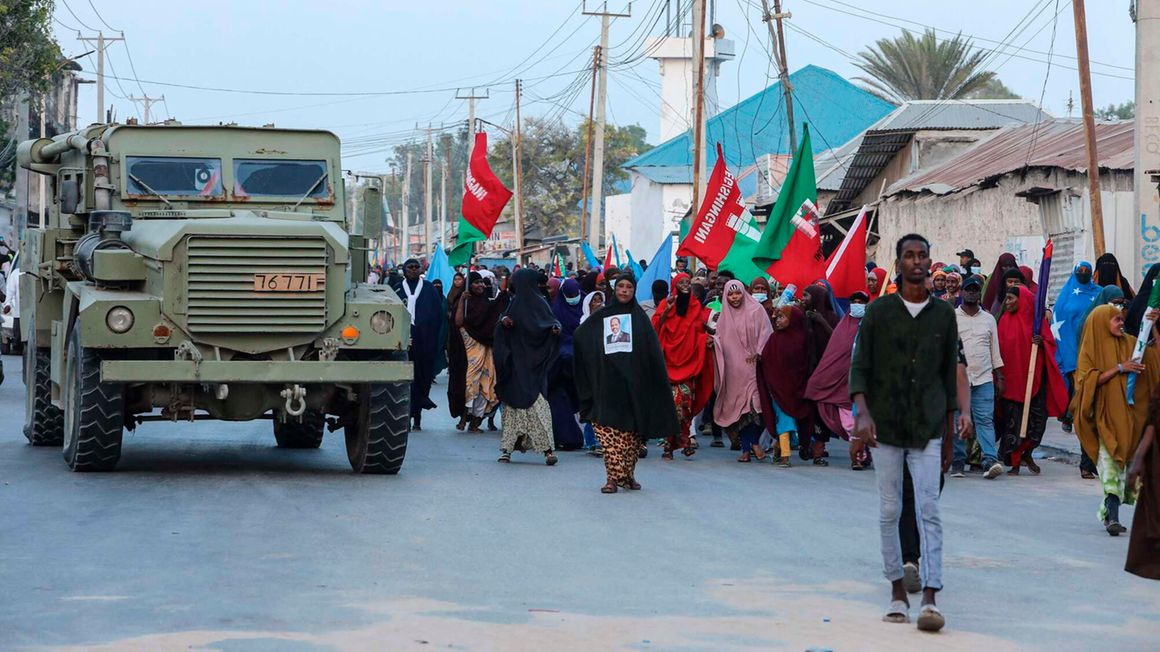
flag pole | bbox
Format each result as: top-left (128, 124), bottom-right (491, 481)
top-left (1018, 346), bottom-right (1039, 439)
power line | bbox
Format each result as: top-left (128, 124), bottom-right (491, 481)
top-left (1025, 0), bottom-right (1060, 168)
top-left (60, 0), bottom-right (98, 31)
top-left (86, 0), bottom-right (121, 31)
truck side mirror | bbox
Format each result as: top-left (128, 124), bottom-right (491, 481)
top-left (358, 185), bottom-right (384, 239)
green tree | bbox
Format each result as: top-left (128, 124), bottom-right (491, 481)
top-left (1095, 101), bottom-right (1135, 121)
top-left (966, 78), bottom-right (1021, 100)
top-left (0, 0), bottom-right (62, 97)
top-left (854, 29), bottom-right (999, 103)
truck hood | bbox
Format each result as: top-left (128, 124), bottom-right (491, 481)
top-left (120, 212), bottom-right (349, 263)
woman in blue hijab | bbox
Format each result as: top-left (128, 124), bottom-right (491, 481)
top-left (546, 278), bottom-right (585, 449)
top-left (1053, 260), bottom-right (1103, 477)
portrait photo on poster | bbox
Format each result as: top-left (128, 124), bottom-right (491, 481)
top-left (603, 314), bottom-right (633, 353)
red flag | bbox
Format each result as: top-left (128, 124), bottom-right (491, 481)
top-left (824, 206), bottom-right (869, 297)
top-left (766, 204), bottom-right (826, 296)
top-left (603, 244), bottom-right (614, 269)
top-left (677, 145), bottom-right (763, 278)
top-left (449, 132), bottom-right (512, 265)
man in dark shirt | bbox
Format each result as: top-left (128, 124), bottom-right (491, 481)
top-left (850, 233), bottom-right (959, 633)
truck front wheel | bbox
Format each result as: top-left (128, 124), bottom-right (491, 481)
top-left (345, 382), bottom-right (409, 474)
top-left (62, 329), bottom-right (125, 471)
top-left (23, 347), bottom-right (64, 446)
top-left (273, 409), bottom-right (325, 449)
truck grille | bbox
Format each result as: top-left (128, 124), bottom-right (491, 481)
top-left (186, 236), bottom-right (328, 334)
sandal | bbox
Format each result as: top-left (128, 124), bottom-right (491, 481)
top-left (1105, 519), bottom-right (1127, 536)
top-left (1081, 469), bottom-right (1096, 480)
top-left (750, 445), bottom-right (767, 462)
top-left (456, 417), bottom-right (468, 431)
top-left (813, 457), bottom-right (829, 467)
top-left (498, 451), bottom-right (511, 463)
top-left (882, 600), bottom-right (910, 624)
top-left (682, 447), bottom-right (696, 458)
top-left (779, 458), bottom-right (791, 468)
top-left (851, 461), bottom-right (864, 471)
top-left (737, 453), bottom-right (751, 463)
top-left (1023, 456), bottom-right (1041, 475)
top-left (544, 451), bottom-right (558, 466)
top-left (625, 478), bottom-right (641, 490)
top-left (661, 451), bottom-right (674, 460)
top-left (601, 481), bottom-right (618, 494)
top-left (916, 604), bottom-right (945, 632)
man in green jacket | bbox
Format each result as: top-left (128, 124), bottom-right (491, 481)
top-left (850, 233), bottom-right (958, 633)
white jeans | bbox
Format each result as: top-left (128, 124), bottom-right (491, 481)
top-left (874, 439), bottom-right (944, 591)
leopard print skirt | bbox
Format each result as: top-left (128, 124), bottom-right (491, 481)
top-left (592, 423), bottom-right (639, 486)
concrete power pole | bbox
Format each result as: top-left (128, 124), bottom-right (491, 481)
top-left (77, 31), bottom-right (125, 123)
top-left (457, 88), bottom-right (489, 159)
top-left (690, 0), bottom-right (707, 219)
top-left (514, 79), bottom-right (525, 260)
top-left (762, 0), bottom-right (797, 151)
top-left (1135, 0), bottom-right (1160, 280)
top-left (424, 126), bottom-right (434, 260)
top-left (583, 2), bottom-right (632, 253)
top-left (401, 150), bottom-right (413, 261)
top-left (580, 46), bottom-right (600, 246)
top-left (1072, 0), bottom-right (1107, 257)
top-left (441, 140), bottom-right (450, 249)
top-left (128, 94), bottom-right (164, 124)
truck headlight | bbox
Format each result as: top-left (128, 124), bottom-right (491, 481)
top-left (106, 306), bottom-right (135, 333)
top-left (370, 310), bottom-right (392, 334)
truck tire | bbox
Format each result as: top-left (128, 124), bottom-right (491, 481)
top-left (273, 409), bottom-right (325, 448)
top-left (345, 381), bottom-right (409, 474)
top-left (62, 329), bottom-right (124, 471)
top-left (23, 347), bottom-right (64, 446)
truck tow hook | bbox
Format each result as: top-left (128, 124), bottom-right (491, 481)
top-left (280, 384), bottom-right (307, 418)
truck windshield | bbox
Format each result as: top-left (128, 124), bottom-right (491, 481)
top-left (233, 159), bottom-right (329, 199)
top-left (125, 156), bottom-right (223, 197)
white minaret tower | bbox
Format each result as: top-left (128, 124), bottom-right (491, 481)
top-left (647, 25), bottom-right (735, 142)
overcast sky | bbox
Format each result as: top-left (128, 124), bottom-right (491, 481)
top-left (53, 0), bottom-right (1137, 172)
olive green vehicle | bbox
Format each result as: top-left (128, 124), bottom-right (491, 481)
top-left (15, 123), bottom-right (412, 473)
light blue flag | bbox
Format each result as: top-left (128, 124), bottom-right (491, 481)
top-left (612, 233), bottom-right (622, 268)
top-left (581, 241), bottom-right (601, 268)
top-left (635, 235), bottom-right (674, 302)
top-left (626, 250), bottom-right (645, 283)
top-left (426, 245), bottom-right (454, 295)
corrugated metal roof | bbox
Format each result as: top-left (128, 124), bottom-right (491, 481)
top-left (886, 120), bottom-right (1134, 196)
top-left (817, 100), bottom-right (1049, 192)
top-left (622, 65), bottom-right (895, 175)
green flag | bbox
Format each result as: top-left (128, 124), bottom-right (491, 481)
top-left (751, 124), bottom-right (815, 269)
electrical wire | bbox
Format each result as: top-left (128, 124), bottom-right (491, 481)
top-left (85, 0), bottom-right (121, 31)
top-left (1025, 0), bottom-right (1060, 168)
top-left (59, 0), bottom-right (98, 32)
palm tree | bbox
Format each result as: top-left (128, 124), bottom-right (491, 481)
top-left (854, 29), bottom-right (998, 103)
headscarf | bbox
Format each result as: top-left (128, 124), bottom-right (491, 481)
top-left (1095, 252), bottom-right (1135, 300)
top-left (712, 279), bottom-right (774, 427)
top-left (749, 276), bottom-right (775, 320)
top-left (572, 274), bottom-right (679, 440)
top-left (758, 306), bottom-right (811, 420)
top-left (391, 271), bottom-right (447, 413)
top-left (803, 306), bottom-right (862, 434)
top-left (803, 284), bottom-right (840, 328)
top-left (462, 271), bottom-right (508, 346)
top-left (652, 273), bottom-right (709, 384)
top-left (1078, 285), bottom-right (1125, 341)
top-left (1019, 265), bottom-right (1039, 294)
top-left (996, 286), bottom-right (1068, 416)
top-left (1053, 261), bottom-right (1103, 374)
top-left (1072, 304), bottom-right (1160, 466)
top-left (983, 252), bottom-right (1019, 314)
top-left (447, 272), bottom-right (466, 316)
top-left (552, 278), bottom-right (584, 355)
top-left (493, 269), bottom-right (560, 409)
top-left (868, 267), bottom-right (888, 301)
top-left (581, 291), bottom-right (602, 323)
top-left (1126, 264), bottom-right (1160, 337)
top-left (813, 278), bottom-right (847, 318)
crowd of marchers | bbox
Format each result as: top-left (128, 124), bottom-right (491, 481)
top-left (367, 234), bottom-right (1160, 632)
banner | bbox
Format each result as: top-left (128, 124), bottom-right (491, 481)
top-left (449, 132), bottom-right (513, 266)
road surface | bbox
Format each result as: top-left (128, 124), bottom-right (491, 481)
top-left (1, 353), bottom-right (1158, 651)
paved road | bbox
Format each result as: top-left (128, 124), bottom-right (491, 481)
top-left (1, 352), bottom-right (1159, 651)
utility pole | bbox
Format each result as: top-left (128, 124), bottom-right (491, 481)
top-left (441, 139), bottom-right (450, 249)
top-left (401, 150), bottom-right (413, 261)
top-left (583, 2), bottom-right (631, 253)
top-left (1072, 0), bottom-right (1106, 256)
top-left (77, 31), bottom-right (125, 123)
top-left (580, 46), bottom-right (600, 245)
top-left (128, 94), bottom-right (164, 124)
top-left (424, 126), bottom-right (434, 260)
top-left (690, 0), bottom-right (708, 219)
top-left (1135, 0), bottom-right (1159, 281)
top-left (456, 88), bottom-right (489, 159)
top-left (762, 0), bottom-right (796, 151)
top-left (514, 79), bottom-right (525, 261)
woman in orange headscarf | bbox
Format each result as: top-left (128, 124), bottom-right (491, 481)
top-left (652, 273), bottom-right (713, 459)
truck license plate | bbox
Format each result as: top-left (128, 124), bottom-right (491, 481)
top-left (253, 273), bottom-right (326, 292)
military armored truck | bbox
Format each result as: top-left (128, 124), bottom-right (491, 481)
top-left (16, 123), bottom-right (412, 473)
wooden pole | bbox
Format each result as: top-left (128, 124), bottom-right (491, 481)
top-left (763, 0), bottom-right (797, 151)
top-left (1018, 345), bottom-right (1039, 439)
top-left (1072, 0), bottom-right (1106, 256)
top-left (690, 0), bottom-right (708, 224)
top-left (580, 45), bottom-right (600, 246)
top-left (514, 79), bottom-right (524, 263)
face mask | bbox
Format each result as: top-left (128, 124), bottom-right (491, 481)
top-left (971, 266), bottom-right (982, 275)
top-left (1075, 272), bottom-right (1093, 285)
top-left (751, 292), bottom-right (768, 303)
top-left (848, 303), bottom-right (866, 318)
top-left (565, 294), bottom-right (581, 305)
